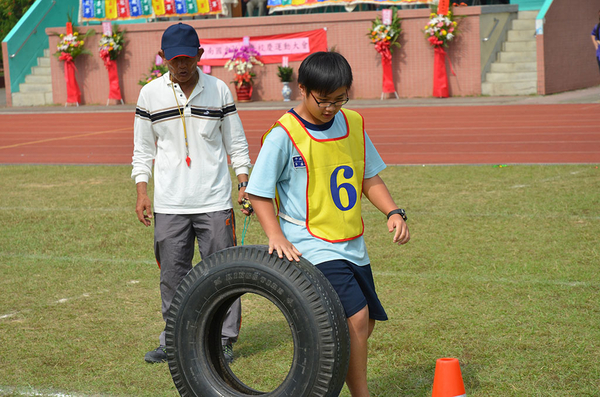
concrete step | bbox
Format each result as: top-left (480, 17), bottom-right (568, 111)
top-left (32, 65), bottom-right (51, 76)
top-left (25, 74), bottom-right (52, 84)
top-left (12, 47), bottom-right (54, 106)
top-left (38, 57), bottom-right (51, 67)
top-left (12, 91), bottom-right (48, 106)
top-left (481, 9), bottom-right (539, 97)
top-left (19, 82), bottom-right (52, 92)
top-left (498, 50), bottom-right (536, 63)
top-left (503, 40), bottom-right (536, 52)
top-left (518, 10), bottom-right (538, 20)
top-left (507, 29), bottom-right (536, 42)
top-left (485, 71), bottom-right (537, 83)
top-left (490, 61), bottom-right (537, 73)
top-left (512, 19), bottom-right (535, 31)
top-left (482, 80), bottom-right (537, 96)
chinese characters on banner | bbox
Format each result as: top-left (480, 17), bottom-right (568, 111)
top-left (267, 0), bottom-right (432, 13)
top-left (437, 0), bottom-right (449, 15)
top-left (198, 29), bottom-right (328, 66)
top-left (81, 0), bottom-right (223, 20)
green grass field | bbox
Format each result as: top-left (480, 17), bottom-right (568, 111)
top-left (0, 164), bottom-right (598, 396)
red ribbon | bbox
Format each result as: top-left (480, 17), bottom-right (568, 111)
top-left (375, 40), bottom-right (391, 61)
top-left (59, 52), bottom-right (81, 104)
top-left (374, 40), bottom-right (395, 94)
top-left (99, 49), bottom-right (111, 65)
top-left (99, 50), bottom-right (122, 101)
top-left (433, 46), bottom-right (449, 98)
top-left (104, 59), bottom-right (122, 101)
top-left (432, 46), bottom-right (457, 98)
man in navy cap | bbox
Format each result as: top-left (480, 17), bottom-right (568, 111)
top-left (132, 23), bottom-right (251, 364)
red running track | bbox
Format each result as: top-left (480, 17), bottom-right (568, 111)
top-left (1, 104), bottom-right (599, 165)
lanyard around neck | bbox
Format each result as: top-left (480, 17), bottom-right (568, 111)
top-left (170, 79), bottom-right (191, 167)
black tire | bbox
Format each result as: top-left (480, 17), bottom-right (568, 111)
top-left (165, 245), bottom-right (350, 397)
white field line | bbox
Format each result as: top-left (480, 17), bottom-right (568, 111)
top-left (0, 252), bottom-right (149, 320)
top-left (0, 252), bottom-right (154, 265)
top-left (0, 249), bottom-right (594, 321)
top-left (510, 170), bottom-right (584, 189)
top-left (363, 210), bottom-right (600, 220)
top-left (0, 385), bottom-right (108, 396)
top-left (0, 207), bottom-right (129, 212)
top-left (373, 271), bottom-right (598, 288)
top-left (0, 288), bottom-right (114, 321)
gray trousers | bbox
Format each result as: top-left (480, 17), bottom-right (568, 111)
top-left (154, 210), bottom-right (241, 347)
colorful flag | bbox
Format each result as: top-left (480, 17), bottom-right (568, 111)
top-left (82, 0), bottom-right (95, 18)
top-left (82, 0), bottom-right (221, 19)
top-left (185, 0), bottom-right (198, 13)
top-left (209, 0), bottom-right (222, 12)
top-left (140, 0), bottom-right (152, 14)
top-left (152, 0), bottom-right (166, 14)
top-left (94, 0), bottom-right (106, 18)
top-left (164, 0), bottom-right (176, 14)
top-left (117, 0), bottom-right (130, 17)
top-left (105, 0), bottom-right (118, 18)
top-left (197, 0), bottom-right (210, 12)
top-left (174, 0), bottom-right (187, 13)
top-left (129, 0), bottom-right (142, 16)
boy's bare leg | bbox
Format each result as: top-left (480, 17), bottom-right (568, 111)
top-left (345, 306), bottom-right (375, 397)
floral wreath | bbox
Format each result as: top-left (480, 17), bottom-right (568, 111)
top-left (98, 26), bottom-right (125, 64)
top-left (368, 7), bottom-right (402, 57)
top-left (54, 28), bottom-right (94, 63)
top-left (224, 45), bottom-right (264, 88)
top-left (424, 6), bottom-right (459, 47)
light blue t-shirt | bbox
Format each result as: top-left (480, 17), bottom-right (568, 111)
top-left (246, 109), bottom-right (386, 266)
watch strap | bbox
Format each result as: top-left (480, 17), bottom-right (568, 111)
top-left (387, 208), bottom-right (407, 221)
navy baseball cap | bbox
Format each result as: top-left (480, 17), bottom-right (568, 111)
top-left (161, 23), bottom-right (200, 60)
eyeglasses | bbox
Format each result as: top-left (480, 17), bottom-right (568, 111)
top-left (310, 92), bottom-right (349, 108)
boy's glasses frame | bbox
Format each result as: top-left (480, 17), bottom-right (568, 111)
top-left (310, 92), bottom-right (350, 108)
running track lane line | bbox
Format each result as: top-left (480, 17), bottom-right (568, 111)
top-left (0, 127), bottom-right (131, 150)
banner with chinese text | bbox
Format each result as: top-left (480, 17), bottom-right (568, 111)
top-left (267, 0), bottom-right (433, 13)
top-left (198, 29), bottom-right (328, 66)
top-left (81, 0), bottom-right (223, 21)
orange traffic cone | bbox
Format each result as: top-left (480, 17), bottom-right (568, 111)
top-left (431, 358), bottom-right (466, 397)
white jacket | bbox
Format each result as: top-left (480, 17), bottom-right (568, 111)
top-left (132, 68), bottom-right (251, 214)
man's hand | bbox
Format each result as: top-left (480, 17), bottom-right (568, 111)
top-left (237, 175), bottom-right (252, 216)
top-left (237, 188), bottom-right (253, 216)
top-left (135, 182), bottom-right (153, 227)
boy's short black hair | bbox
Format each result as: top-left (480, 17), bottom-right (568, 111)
top-left (298, 51), bottom-right (353, 96)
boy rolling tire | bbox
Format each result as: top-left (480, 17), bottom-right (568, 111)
top-left (164, 245), bottom-right (350, 397)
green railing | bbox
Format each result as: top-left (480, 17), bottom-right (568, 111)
top-left (2, 0), bottom-right (80, 93)
top-left (509, 0), bottom-right (545, 11)
top-left (534, 0), bottom-right (553, 35)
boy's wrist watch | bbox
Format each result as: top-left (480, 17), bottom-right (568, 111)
top-left (238, 181), bottom-right (248, 190)
top-left (387, 208), bottom-right (407, 221)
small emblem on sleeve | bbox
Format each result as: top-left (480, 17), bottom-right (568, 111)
top-left (293, 156), bottom-right (306, 168)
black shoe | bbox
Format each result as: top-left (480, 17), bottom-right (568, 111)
top-left (223, 343), bottom-right (234, 364)
top-left (145, 346), bottom-right (167, 363)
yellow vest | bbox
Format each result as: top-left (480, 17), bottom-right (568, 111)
top-left (263, 109), bottom-right (365, 242)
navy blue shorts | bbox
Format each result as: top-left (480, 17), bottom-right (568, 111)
top-left (316, 260), bottom-right (388, 321)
